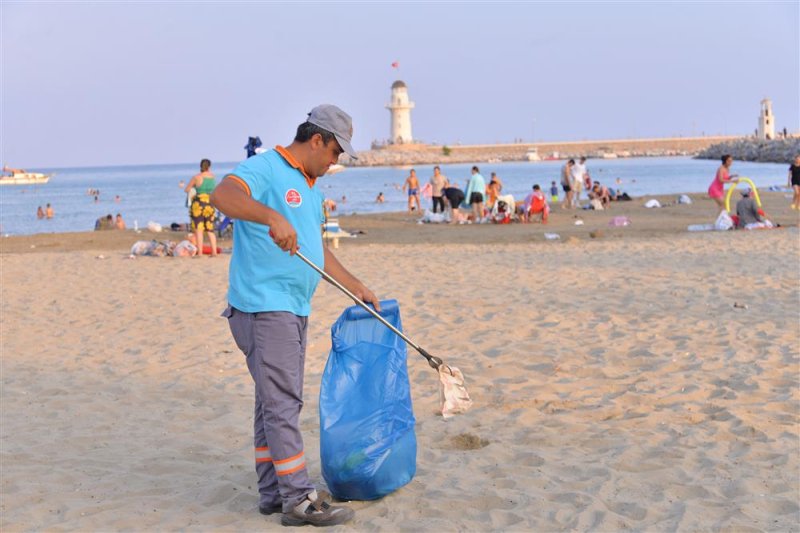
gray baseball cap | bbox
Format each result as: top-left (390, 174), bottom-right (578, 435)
top-left (307, 104), bottom-right (358, 159)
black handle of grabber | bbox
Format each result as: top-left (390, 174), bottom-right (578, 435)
top-left (295, 250), bottom-right (443, 371)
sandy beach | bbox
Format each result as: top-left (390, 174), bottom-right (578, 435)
top-left (1, 193), bottom-right (799, 531)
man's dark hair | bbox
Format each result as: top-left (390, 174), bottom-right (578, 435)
top-left (721, 154), bottom-right (732, 164)
top-left (568, 159), bottom-right (575, 164)
top-left (295, 121), bottom-right (336, 145)
top-left (533, 184), bottom-right (540, 190)
top-left (472, 166), bottom-right (479, 172)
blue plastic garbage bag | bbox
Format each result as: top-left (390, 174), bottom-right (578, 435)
top-left (320, 299), bottom-right (416, 501)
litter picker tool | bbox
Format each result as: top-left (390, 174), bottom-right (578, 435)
top-left (295, 250), bottom-right (472, 417)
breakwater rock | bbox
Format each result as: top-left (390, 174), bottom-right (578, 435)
top-left (696, 137), bottom-right (799, 164)
top-left (344, 136), bottom-right (738, 168)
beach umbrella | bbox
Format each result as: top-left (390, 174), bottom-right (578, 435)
top-left (295, 250), bottom-right (472, 418)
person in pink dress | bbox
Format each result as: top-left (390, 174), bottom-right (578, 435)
top-left (708, 154), bottom-right (738, 213)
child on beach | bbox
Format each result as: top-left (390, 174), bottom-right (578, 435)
top-left (550, 181), bottom-right (558, 203)
top-left (402, 169), bottom-right (421, 213)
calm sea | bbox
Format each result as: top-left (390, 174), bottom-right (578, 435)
top-left (0, 157), bottom-right (790, 236)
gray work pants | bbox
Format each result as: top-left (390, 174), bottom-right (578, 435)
top-left (223, 306), bottom-right (314, 512)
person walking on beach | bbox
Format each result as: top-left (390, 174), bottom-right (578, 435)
top-left (403, 169), bottom-right (421, 213)
top-left (184, 159), bottom-right (218, 257)
top-left (550, 181), bottom-right (559, 203)
top-left (465, 166), bottom-right (486, 222)
top-left (708, 154), bottom-right (738, 213)
top-left (429, 166), bottom-right (448, 213)
top-left (561, 159), bottom-right (575, 209)
top-left (571, 156), bottom-right (587, 207)
top-left (210, 104), bottom-right (378, 527)
top-left (788, 154), bottom-right (800, 210)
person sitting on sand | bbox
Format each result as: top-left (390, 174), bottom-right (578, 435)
top-left (589, 181), bottom-right (611, 209)
top-left (94, 214), bottom-right (113, 230)
top-left (735, 188), bottom-right (773, 229)
top-left (521, 184), bottom-right (549, 223)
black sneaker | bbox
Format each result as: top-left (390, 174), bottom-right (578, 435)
top-left (259, 503), bottom-right (282, 515)
top-left (281, 491), bottom-right (354, 527)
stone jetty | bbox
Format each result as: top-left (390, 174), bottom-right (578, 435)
top-left (695, 137), bottom-right (799, 164)
top-left (343, 135), bottom-right (739, 167)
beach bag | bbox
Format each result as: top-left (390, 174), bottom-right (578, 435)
top-left (320, 299), bottom-right (416, 501)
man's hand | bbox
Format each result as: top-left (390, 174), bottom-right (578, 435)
top-left (268, 214), bottom-right (298, 255)
top-left (352, 283), bottom-right (381, 312)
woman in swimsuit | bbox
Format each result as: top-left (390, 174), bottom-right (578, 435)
top-left (708, 154), bottom-right (738, 213)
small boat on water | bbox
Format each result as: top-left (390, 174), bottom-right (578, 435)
top-left (525, 147), bottom-right (541, 162)
top-left (326, 164), bottom-right (346, 175)
top-left (1, 166), bottom-right (52, 185)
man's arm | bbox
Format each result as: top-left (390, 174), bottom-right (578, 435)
top-left (323, 247), bottom-right (381, 311)
top-left (210, 176), bottom-right (299, 254)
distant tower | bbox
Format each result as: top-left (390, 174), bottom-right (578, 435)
top-left (757, 98), bottom-right (775, 140)
top-left (386, 80), bottom-right (415, 144)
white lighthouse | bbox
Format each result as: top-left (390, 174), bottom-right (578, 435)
top-left (385, 80), bottom-right (415, 144)
top-left (757, 98), bottom-right (775, 140)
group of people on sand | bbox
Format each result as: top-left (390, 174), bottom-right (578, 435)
top-left (398, 161), bottom-right (620, 225)
top-left (35, 204), bottom-right (54, 220)
top-left (401, 165), bottom-right (503, 222)
top-left (707, 153), bottom-right (800, 230)
top-left (559, 157), bottom-right (617, 209)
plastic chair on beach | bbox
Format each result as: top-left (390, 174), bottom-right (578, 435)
top-left (216, 215), bottom-right (233, 238)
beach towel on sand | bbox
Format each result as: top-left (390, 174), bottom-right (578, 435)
top-left (320, 300), bottom-right (416, 501)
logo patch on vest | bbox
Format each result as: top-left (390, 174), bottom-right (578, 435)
top-left (285, 189), bottom-right (302, 207)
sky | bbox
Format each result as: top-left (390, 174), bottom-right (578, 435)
top-left (2, 1), bottom-right (798, 168)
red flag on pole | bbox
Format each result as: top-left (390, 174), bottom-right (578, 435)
top-left (391, 61), bottom-right (399, 69)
